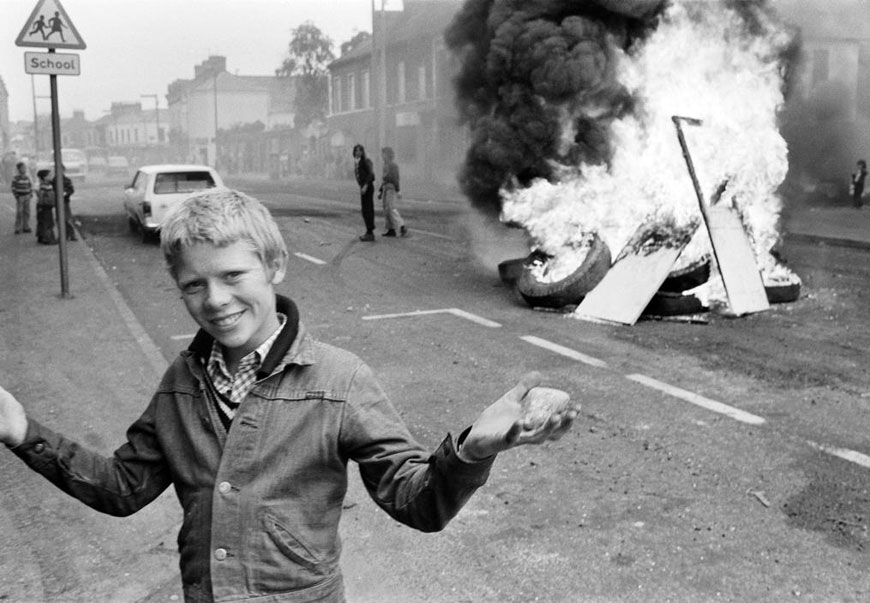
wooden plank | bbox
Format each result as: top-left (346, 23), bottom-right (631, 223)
top-left (575, 220), bottom-right (698, 325)
top-left (704, 205), bottom-right (769, 316)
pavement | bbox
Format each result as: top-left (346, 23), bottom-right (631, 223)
top-left (1, 184), bottom-right (869, 601)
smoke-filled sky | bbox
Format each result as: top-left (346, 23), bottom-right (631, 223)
top-left (0, 0), bottom-right (380, 123)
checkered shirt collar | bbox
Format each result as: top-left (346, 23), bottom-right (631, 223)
top-left (207, 313), bottom-right (286, 409)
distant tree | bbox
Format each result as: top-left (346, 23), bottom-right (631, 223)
top-left (341, 31), bottom-right (371, 56)
top-left (276, 22), bottom-right (335, 128)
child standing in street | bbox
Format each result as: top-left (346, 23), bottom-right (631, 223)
top-left (35, 169), bottom-right (58, 245)
top-left (850, 159), bottom-right (867, 209)
top-left (378, 146), bottom-right (408, 237)
top-left (10, 161), bottom-right (33, 235)
top-left (0, 188), bottom-right (578, 603)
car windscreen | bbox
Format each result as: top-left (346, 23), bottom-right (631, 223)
top-left (153, 171), bottom-right (216, 194)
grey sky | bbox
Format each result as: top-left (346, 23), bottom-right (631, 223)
top-left (0, 0), bottom-right (376, 122)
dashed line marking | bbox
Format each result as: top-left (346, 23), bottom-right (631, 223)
top-left (170, 334), bottom-right (195, 341)
top-left (807, 441), bottom-right (870, 469)
top-left (294, 252), bottom-right (327, 265)
top-left (362, 308), bottom-right (501, 328)
top-left (520, 335), bottom-right (608, 368)
top-left (626, 373), bottom-right (766, 425)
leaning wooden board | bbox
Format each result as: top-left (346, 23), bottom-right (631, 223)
top-left (703, 204), bottom-right (769, 316)
top-left (574, 220), bottom-right (698, 325)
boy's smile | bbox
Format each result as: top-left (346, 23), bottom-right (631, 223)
top-left (175, 240), bottom-right (286, 370)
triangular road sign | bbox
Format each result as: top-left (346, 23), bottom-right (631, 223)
top-left (16, 0), bottom-right (86, 50)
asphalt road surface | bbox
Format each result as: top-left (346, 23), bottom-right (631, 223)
top-left (7, 175), bottom-right (870, 602)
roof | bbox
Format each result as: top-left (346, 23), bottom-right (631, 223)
top-left (136, 164), bottom-right (218, 174)
top-left (329, 0), bottom-right (462, 69)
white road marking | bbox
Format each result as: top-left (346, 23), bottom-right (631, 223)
top-left (404, 227), bottom-right (453, 240)
top-left (171, 334), bottom-right (195, 341)
top-left (294, 252), bottom-right (327, 265)
top-left (362, 308), bottom-right (501, 328)
top-left (626, 373), bottom-right (766, 425)
top-left (807, 441), bottom-right (870, 470)
top-left (520, 335), bottom-right (608, 368)
top-left (445, 308), bottom-right (501, 328)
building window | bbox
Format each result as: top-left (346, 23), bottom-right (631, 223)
top-left (397, 61), bottom-right (406, 104)
top-left (332, 76), bottom-right (343, 113)
top-left (348, 73), bottom-right (356, 111)
top-left (418, 65), bottom-right (426, 100)
top-left (362, 70), bottom-right (371, 109)
top-left (811, 48), bottom-right (829, 87)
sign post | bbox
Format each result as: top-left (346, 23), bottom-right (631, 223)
top-left (16, 0), bottom-right (86, 299)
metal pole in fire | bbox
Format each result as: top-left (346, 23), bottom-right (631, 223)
top-left (671, 115), bottom-right (706, 210)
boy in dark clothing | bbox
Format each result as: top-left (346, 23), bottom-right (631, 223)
top-left (378, 146), bottom-right (407, 237)
top-left (10, 161), bottom-right (33, 234)
top-left (851, 159), bottom-right (867, 209)
top-left (353, 144), bottom-right (376, 241)
top-left (0, 189), bottom-right (579, 603)
top-left (52, 166), bottom-right (77, 240)
top-left (35, 169), bottom-right (58, 245)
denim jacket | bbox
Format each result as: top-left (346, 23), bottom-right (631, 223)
top-left (11, 296), bottom-right (494, 602)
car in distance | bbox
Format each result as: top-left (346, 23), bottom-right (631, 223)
top-left (37, 148), bottom-right (88, 181)
top-left (123, 164), bottom-right (224, 242)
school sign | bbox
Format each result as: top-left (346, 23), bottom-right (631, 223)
top-left (15, 0), bottom-right (86, 50)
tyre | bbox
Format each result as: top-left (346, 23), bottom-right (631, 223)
top-left (765, 281), bottom-right (800, 304)
top-left (516, 235), bottom-right (612, 308)
top-left (498, 257), bottom-right (528, 285)
top-left (643, 291), bottom-right (706, 316)
top-left (659, 255), bottom-right (711, 293)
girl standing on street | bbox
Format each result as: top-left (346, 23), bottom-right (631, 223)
top-left (379, 146), bottom-right (407, 237)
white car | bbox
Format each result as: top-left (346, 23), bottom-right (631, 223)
top-left (123, 164), bottom-right (224, 242)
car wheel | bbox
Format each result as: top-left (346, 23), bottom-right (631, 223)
top-left (765, 281), bottom-right (800, 304)
top-left (141, 226), bottom-right (157, 245)
top-left (659, 255), bottom-right (711, 293)
top-left (643, 291), bottom-right (706, 316)
top-left (516, 235), bottom-right (612, 309)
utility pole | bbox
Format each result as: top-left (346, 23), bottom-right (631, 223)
top-left (213, 71), bottom-right (219, 170)
top-left (140, 93), bottom-right (160, 145)
top-left (372, 0), bottom-right (387, 171)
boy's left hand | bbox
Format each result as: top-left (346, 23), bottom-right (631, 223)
top-left (458, 372), bottom-right (580, 462)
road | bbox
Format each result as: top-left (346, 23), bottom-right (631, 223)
top-left (7, 175), bottom-right (870, 602)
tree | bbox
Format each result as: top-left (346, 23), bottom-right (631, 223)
top-left (276, 22), bottom-right (335, 129)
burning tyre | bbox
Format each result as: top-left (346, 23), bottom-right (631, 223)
top-left (517, 234), bottom-right (611, 308)
top-left (498, 257), bottom-right (528, 285)
top-left (659, 255), bottom-right (711, 293)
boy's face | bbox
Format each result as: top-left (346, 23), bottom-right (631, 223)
top-left (175, 240), bottom-right (287, 363)
top-left (17, 164), bottom-right (26, 175)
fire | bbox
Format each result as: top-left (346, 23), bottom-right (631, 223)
top-left (496, 0), bottom-right (799, 303)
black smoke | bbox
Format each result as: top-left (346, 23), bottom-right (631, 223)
top-left (444, 0), bottom-right (793, 218)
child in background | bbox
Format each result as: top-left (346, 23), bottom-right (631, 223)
top-left (10, 161), bottom-right (33, 234)
top-left (35, 169), bottom-right (58, 245)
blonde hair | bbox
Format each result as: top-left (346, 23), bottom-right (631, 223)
top-left (160, 188), bottom-right (287, 280)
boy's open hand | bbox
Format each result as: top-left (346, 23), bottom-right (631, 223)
top-left (458, 372), bottom-right (580, 462)
top-left (0, 385), bottom-right (27, 448)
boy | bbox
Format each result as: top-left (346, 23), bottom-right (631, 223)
top-left (378, 146), bottom-right (407, 237)
top-left (35, 169), bottom-right (58, 245)
top-left (10, 160), bottom-right (33, 234)
top-left (0, 189), bottom-right (579, 603)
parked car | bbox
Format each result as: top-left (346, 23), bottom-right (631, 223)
top-left (36, 148), bottom-right (88, 181)
top-left (107, 156), bottom-right (131, 176)
top-left (123, 164), bottom-right (224, 243)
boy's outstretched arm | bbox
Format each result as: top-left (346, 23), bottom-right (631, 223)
top-left (0, 385), bottom-right (27, 448)
top-left (458, 372), bottom-right (580, 463)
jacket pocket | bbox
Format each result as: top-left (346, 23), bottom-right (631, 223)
top-left (263, 512), bottom-right (325, 574)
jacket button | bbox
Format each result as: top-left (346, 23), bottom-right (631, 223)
top-left (218, 481), bottom-right (231, 494)
top-left (214, 548), bottom-right (227, 561)
top-left (33, 442), bottom-right (45, 453)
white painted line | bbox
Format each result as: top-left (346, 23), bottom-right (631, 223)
top-left (626, 373), bottom-right (766, 425)
top-left (294, 252), bottom-right (327, 265)
top-left (807, 441), bottom-right (870, 470)
top-left (446, 308), bottom-right (501, 328)
top-left (363, 309), bottom-right (447, 321)
top-left (170, 334), bottom-right (195, 341)
top-left (520, 336), bottom-right (608, 368)
top-left (406, 228), bottom-right (453, 240)
top-left (362, 307), bottom-right (500, 327)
